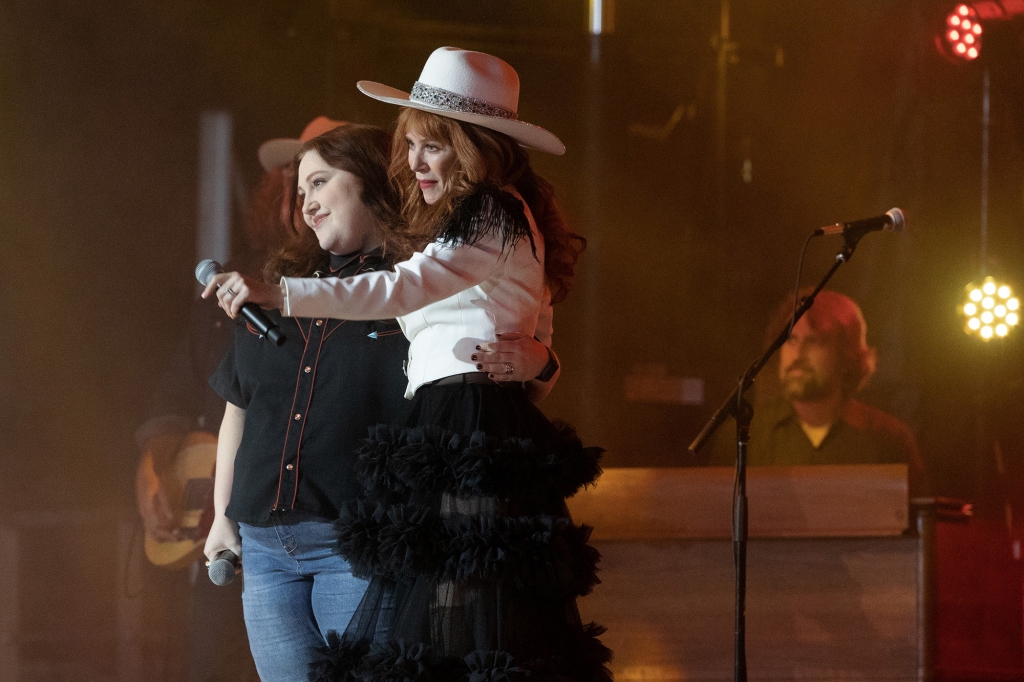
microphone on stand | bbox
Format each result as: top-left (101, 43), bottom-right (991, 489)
top-left (207, 549), bottom-right (240, 586)
top-left (195, 259), bottom-right (286, 346)
top-left (814, 208), bottom-right (906, 239)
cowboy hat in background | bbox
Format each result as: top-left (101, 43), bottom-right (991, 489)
top-left (257, 116), bottom-right (348, 172)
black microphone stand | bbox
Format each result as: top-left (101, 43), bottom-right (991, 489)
top-left (688, 233), bottom-right (864, 682)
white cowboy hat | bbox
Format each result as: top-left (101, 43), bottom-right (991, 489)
top-left (357, 47), bottom-right (565, 156)
top-left (257, 116), bottom-right (348, 172)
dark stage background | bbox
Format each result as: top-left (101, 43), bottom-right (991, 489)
top-left (2, 0), bottom-right (1024, 628)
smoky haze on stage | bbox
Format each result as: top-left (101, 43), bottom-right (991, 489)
top-left (2, 1), bottom-right (1024, 680)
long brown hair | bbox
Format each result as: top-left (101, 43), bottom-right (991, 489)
top-left (263, 124), bottom-right (399, 281)
top-left (387, 108), bottom-right (585, 304)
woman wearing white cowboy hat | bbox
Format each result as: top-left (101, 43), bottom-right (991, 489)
top-left (204, 47), bottom-right (610, 681)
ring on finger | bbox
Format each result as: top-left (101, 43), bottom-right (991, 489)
top-left (224, 288), bottom-right (237, 297)
top-left (503, 362), bottom-right (514, 375)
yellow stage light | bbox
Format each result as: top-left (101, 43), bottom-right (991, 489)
top-left (962, 277), bottom-right (1019, 340)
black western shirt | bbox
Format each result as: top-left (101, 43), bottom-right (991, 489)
top-left (209, 251), bottom-right (411, 524)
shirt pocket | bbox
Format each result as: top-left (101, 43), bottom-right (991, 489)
top-left (368, 319), bottom-right (404, 339)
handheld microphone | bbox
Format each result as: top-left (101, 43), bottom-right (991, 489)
top-left (814, 208), bottom-right (906, 239)
top-left (207, 549), bottom-right (240, 586)
top-left (195, 259), bottom-right (286, 347)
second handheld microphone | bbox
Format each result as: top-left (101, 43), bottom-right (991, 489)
top-left (207, 549), bottom-right (241, 586)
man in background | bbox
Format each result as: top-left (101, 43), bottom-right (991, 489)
top-left (713, 289), bottom-right (925, 492)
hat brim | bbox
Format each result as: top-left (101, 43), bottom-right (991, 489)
top-left (357, 81), bottom-right (565, 156)
top-left (258, 138), bottom-right (304, 172)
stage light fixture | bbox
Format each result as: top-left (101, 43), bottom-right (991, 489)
top-left (962, 276), bottom-right (1020, 340)
top-left (939, 4), bottom-right (983, 61)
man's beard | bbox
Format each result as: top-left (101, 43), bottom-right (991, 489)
top-left (780, 362), bottom-right (832, 402)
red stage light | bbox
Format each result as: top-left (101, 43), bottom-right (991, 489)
top-left (939, 4), bottom-right (983, 61)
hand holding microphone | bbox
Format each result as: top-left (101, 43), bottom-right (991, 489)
top-left (196, 259), bottom-right (286, 346)
top-left (207, 549), bottom-right (241, 586)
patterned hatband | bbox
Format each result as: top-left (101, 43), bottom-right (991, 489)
top-left (409, 81), bottom-right (518, 121)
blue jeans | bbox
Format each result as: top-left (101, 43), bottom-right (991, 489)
top-left (239, 513), bottom-right (367, 682)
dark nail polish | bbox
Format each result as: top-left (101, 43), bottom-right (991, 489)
top-left (471, 354), bottom-right (478, 361)
top-left (476, 364), bottom-right (483, 370)
top-left (475, 345), bottom-right (481, 351)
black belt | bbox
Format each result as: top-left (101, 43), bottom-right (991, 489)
top-left (430, 372), bottom-right (501, 387)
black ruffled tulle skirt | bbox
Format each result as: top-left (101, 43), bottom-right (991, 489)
top-left (312, 382), bottom-right (612, 682)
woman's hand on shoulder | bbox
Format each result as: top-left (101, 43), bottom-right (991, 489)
top-left (204, 514), bottom-right (241, 562)
top-left (472, 332), bottom-right (550, 383)
top-left (201, 272), bottom-right (284, 319)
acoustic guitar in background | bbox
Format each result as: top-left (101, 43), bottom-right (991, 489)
top-left (139, 431), bottom-right (218, 569)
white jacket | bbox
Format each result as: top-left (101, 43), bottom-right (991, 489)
top-left (281, 201), bottom-right (549, 399)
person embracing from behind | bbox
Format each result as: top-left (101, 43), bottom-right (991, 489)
top-left (204, 47), bottom-right (611, 682)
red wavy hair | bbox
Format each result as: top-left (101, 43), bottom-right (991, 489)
top-left (386, 108), bottom-right (585, 305)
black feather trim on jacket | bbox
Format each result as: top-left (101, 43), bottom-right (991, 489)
top-left (435, 185), bottom-right (537, 259)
